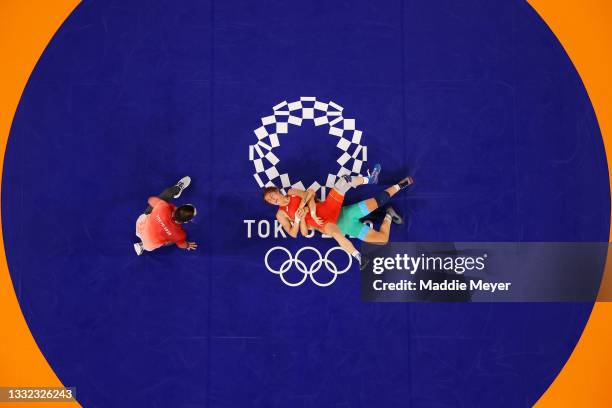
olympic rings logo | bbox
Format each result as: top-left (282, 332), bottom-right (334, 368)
top-left (264, 246), bottom-right (352, 287)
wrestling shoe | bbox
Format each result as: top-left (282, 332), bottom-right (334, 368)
top-left (386, 206), bottom-right (404, 225)
top-left (397, 176), bottom-right (414, 190)
top-left (359, 254), bottom-right (371, 271)
top-left (173, 176), bottom-right (191, 198)
top-left (366, 164), bottom-right (382, 184)
top-left (134, 242), bottom-right (144, 256)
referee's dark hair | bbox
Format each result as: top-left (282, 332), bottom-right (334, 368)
top-left (173, 204), bottom-right (196, 223)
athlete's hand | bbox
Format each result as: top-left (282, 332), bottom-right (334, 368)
top-left (186, 242), bottom-right (198, 251)
top-left (296, 207), bottom-right (307, 219)
top-left (312, 214), bottom-right (324, 226)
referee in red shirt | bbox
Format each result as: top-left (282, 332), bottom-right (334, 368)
top-left (134, 177), bottom-right (198, 255)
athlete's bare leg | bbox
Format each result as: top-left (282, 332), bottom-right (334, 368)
top-left (322, 222), bottom-right (367, 266)
top-left (334, 164), bottom-right (381, 193)
top-left (334, 175), bottom-right (370, 194)
top-left (362, 176), bottom-right (413, 213)
top-left (349, 176), bottom-right (365, 187)
top-left (363, 214), bottom-right (393, 244)
top-left (323, 223), bottom-right (358, 254)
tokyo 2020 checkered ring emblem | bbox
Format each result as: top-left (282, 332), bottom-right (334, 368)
top-left (248, 96), bottom-right (368, 197)
top-left (264, 246), bottom-right (352, 287)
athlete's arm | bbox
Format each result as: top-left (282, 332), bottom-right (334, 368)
top-left (276, 209), bottom-right (302, 238)
top-left (305, 191), bottom-right (324, 225)
top-left (303, 189), bottom-right (317, 211)
top-left (283, 189), bottom-right (323, 226)
top-left (287, 188), bottom-right (314, 211)
top-left (295, 189), bottom-right (323, 225)
top-left (287, 188), bottom-right (306, 197)
top-left (299, 214), bottom-right (311, 237)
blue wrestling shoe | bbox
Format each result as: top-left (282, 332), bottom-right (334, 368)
top-left (366, 164), bottom-right (381, 184)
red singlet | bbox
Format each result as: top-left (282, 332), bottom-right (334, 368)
top-left (281, 190), bottom-right (345, 229)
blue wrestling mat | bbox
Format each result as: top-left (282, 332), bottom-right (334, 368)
top-left (2, 1), bottom-right (609, 407)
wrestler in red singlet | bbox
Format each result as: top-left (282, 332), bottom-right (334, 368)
top-left (280, 189), bottom-right (345, 229)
